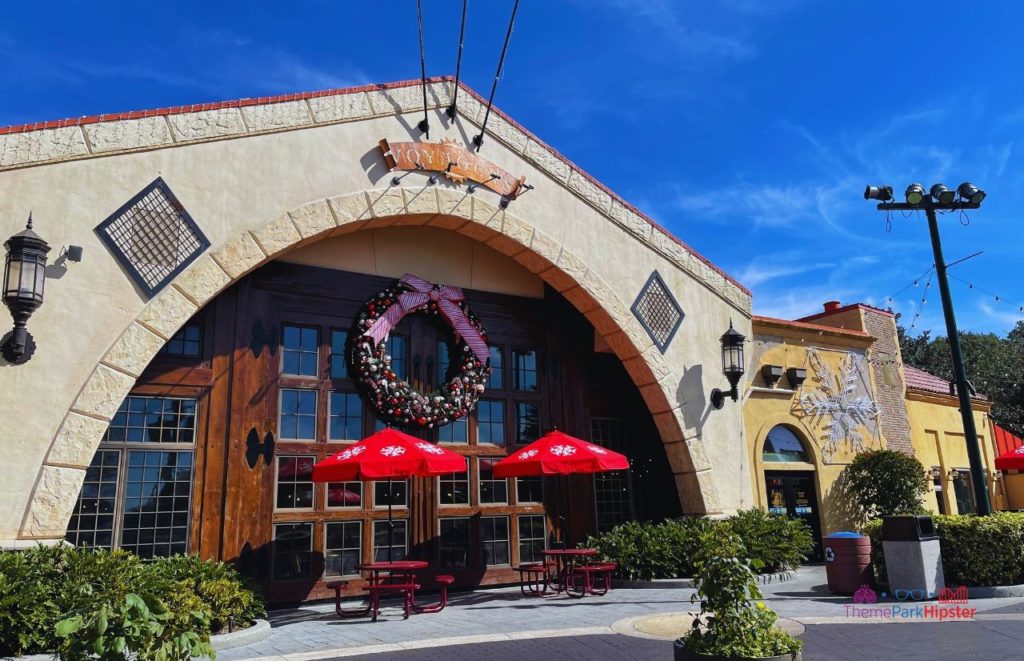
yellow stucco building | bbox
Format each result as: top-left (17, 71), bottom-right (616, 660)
top-left (744, 300), bottom-right (1006, 554)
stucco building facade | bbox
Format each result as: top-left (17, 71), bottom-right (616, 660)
top-left (0, 77), bottom-right (755, 599)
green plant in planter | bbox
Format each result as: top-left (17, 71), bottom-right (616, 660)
top-left (681, 529), bottom-right (802, 659)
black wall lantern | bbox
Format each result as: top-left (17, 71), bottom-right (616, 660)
top-left (711, 321), bottom-right (745, 409)
top-left (2, 215), bottom-right (51, 364)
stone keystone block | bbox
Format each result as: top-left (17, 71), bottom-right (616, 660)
top-left (103, 322), bottom-right (166, 377)
top-left (369, 187), bottom-right (407, 218)
top-left (212, 232), bottom-right (267, 279)
top-left (74, 365), bottom-right (137, 420)
top-left (289, 200), bottom-right (337, 239)
top-left (251, 213), bottom-right (302, 256)
top-left (47, 413), bottom-right (111, 468)
top-left (137, 286), bottom-right (198, 340)
top-left (173, 256), bottom-right (232, 307)
top-left (22, 466), bottom-right (87, 538)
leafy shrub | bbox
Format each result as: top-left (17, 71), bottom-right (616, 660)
top-left (846, 450), bottom-right (929, 519)
top-left (0, 546), bottom-right (266, 658)
top-left (724, 508), bottom-right (814, 574)
top-left (683, 527), bottom-right (802, 659)
top-left (147, 554), bottom-right (265, 633)
top-left (864, 512), bottom-right (1024, 587)
top-left (584, 518), bottom-right (713, 580)
top-left (585, 509), bottom-right (813, 580)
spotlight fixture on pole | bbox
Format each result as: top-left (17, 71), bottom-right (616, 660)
top-left (863, 181), bottom-right (991, 515)
top-left (930, 183), bottom-right (955, 205)
top-left (863, 185), bottom-right (894, 201)
top-left (905, 183), bottom-right (926, 205)
top-left (391, 163), bottom-right (426, 187)
top-left (957, 182), bottom-right (986, 205)
top-left (498, 183), bottom-right (533, 209)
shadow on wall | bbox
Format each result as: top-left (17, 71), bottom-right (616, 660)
top-left (821, 466), bottom-right (865, 534)
top-left (676, 364), bottom-right (712, 438)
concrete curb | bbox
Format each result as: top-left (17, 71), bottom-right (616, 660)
top-left (212, 618), bottom-right (272, 651)
top-left (968, 584), bottom-right (1024, 598)
top-left (612, 570), bottom-right (796, 589)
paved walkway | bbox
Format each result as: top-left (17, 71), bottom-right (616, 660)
top-left (219, 567), bottom-right (1024, 660)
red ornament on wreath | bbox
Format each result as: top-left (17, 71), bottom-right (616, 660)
top-left (350, 274), bottom-right (491, 429)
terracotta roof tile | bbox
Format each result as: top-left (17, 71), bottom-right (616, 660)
top-left (903, 364), bottom-right (985, 400)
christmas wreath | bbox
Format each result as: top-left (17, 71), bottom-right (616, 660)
top-left (351, 274), bottom-right (491, 428)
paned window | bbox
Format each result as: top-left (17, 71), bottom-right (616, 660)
top-left (518, 514), bottom-right (547, 563)
top-left (437, 418), bottom-right (469, 444)
top-left (476, 399), bottom-right (505, 446)
top-left (439, 459), bottom-right (470, 505)
top-left (516, 402), bottom-right (540, 445)
top-left (439, 517), bottom-right (471, 568)
top-left (480, 516), bottom-right (510, 566)
top-left (373, 520), bottom-right (407, 561)
top-left (437, 340), bottom-right (451, 383)
top-left (325, 521), bottom-right (362, 577)
top-left (516, 477), bottom-right (543, 504)
top-left (592, 418), bottom-right (632, 533)
top-left (65, 449), bottom-right (120, 549)
top-left (276, 456), bottom-right (315, 509)
top-left (487, 346), bottom-right (504, 390)
top-left (274, 522), bottom-right (313, 580)
top-left (330, 330), bottom-right (349, 379)
top-left (479, 457), bottom-right (508, 504)
top-left (119, 450), bottom-right (193, 558)
top-left (387, 336), bottom-right (408, 381)
top-left (159, 323), bottom-right (202, 357)
top-left (327, 481), bottom-right (363, 508)
top-left (105, 396), bottom-right (196, 444)
top-left (329, 392), bottom-right (362, 441)
top-left (279, 389), bottom-right (317, 440)
top-left (513, 349), bottom-right (538, 391)
top-left (66, 396), bottom-right (197, 559)
top-left (282, 325), bottom-right (319, 377)
top-left (374, 481), bottom-right (408, 508)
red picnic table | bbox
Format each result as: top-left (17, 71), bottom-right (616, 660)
top-left (330, 560), bottom-right (454, 621)
top-left (516, 548), bottom-right (616, 599)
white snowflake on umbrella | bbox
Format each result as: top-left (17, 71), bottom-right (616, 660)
top-left (415, 442), bottom-right (445, 455)
top-left (518, 449), bottom-right (539, 460)
top-left (380, 445), bottom-right (407, 457)
top-left (799, 348), bottom-right (881, 460)
top-left (340, 446), bottom-right (366, 460)
top-left (1015, 447), bottom-right (1024, 455)
top-left (586, 445), bottom-right (608, 454)
top-left (549, 445), bottom-right (576, 457)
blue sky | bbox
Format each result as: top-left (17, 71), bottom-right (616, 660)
top-left (2, 1), bottom-right (1022, 336)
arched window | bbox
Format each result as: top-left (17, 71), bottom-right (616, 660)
top-left (762, 425), bottom-right (810, 463)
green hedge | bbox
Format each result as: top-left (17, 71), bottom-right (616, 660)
top-left (864, 512), bottom-right (1024, 587)
top-left (584, 509), bottom-right (814, 580)
top-left (0, 546), bottom-right (265, 659)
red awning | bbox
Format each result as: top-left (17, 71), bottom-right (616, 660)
top-left (993, 423), bottom-right (1024, 457)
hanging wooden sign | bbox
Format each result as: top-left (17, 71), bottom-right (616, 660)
top-left (378, 138), bottom-right (526, 198)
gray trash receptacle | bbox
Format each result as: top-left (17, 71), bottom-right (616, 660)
top-left (882, 515), bottom-right (944, 600)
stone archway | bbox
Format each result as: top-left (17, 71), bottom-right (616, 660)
top-left (20, 185), bottom-right (720, 541)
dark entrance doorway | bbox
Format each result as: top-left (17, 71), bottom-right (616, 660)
top-left (764, 471), bottom-right (822, 562)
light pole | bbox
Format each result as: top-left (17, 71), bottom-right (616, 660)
top-left (864, 182), bottom-right (992, 515)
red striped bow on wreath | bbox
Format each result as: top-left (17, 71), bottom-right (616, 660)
top-left (362, 274), bottom-right (490, 363)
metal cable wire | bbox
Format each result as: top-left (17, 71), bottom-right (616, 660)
top-left (417, 0), bottom-right (430, 138)
top-left (447, 0), bottom-right (468, 120)
top-left (473, 0), bottom-right (520, 152)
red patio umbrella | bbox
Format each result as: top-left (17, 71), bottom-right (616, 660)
top-left (492, 430), bottom-right (629, 545)
top-left (995, 445), bottom-right (1024, 471)
top-left (313, 427), bottom-right (467, 561)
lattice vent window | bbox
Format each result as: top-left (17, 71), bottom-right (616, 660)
top-left (631, 271), bottom-right (684, 353)
top-left (95, 178), bottom-right (209, 297)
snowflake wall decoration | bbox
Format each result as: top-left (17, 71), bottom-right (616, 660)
top-left (798, 348), bottom-right (881, 460)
